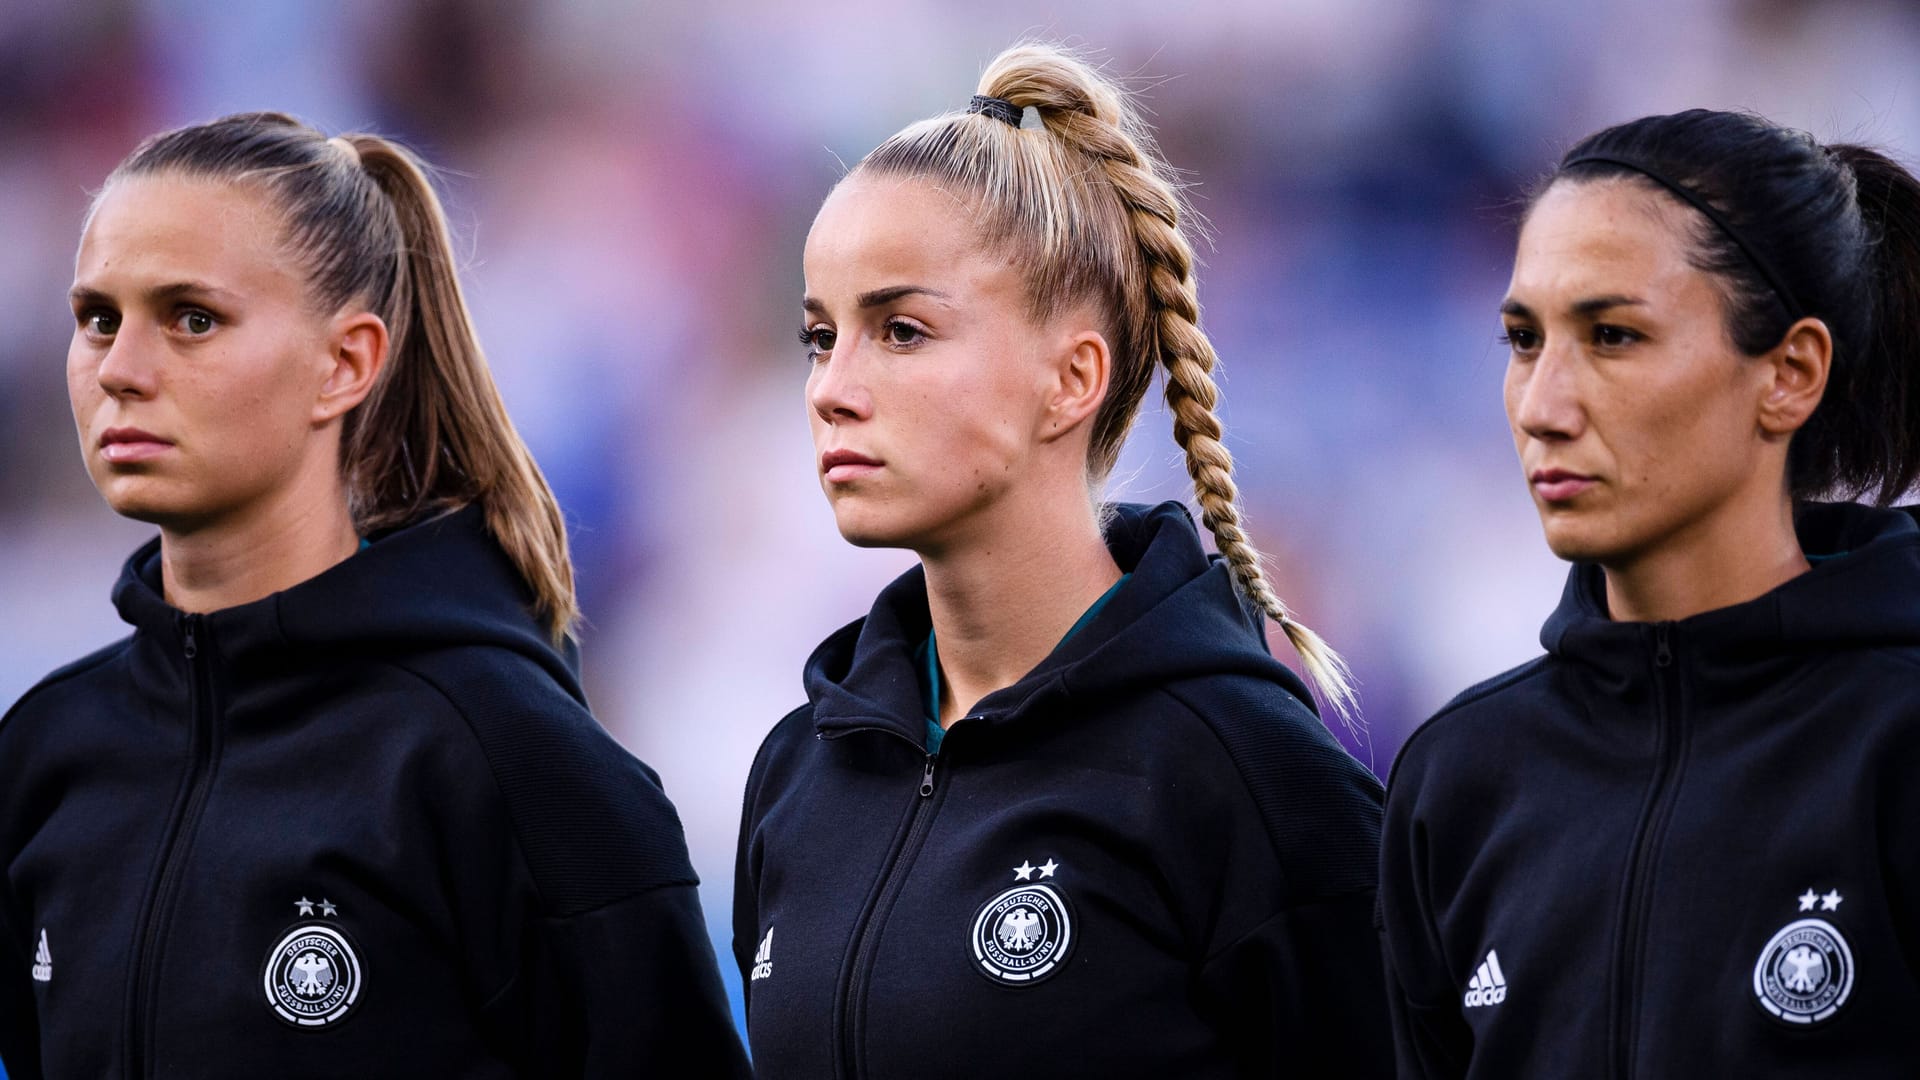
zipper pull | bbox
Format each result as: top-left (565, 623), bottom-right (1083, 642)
top-left (920, 755), bottom-right (937, 798)
top-left (1654, 624), bottom-right (1672, 668)
top-left (182, 618), bottom-right (198, 662)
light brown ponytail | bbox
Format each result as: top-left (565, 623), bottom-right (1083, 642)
top-left (341, 135), bottom-right (578, 638)
top-left (112, 114), bottom-right (578, 639)
top-left (858, 45), bottom-right (1358, 722)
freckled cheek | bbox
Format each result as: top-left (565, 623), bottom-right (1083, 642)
top-left (941, 389), bottom-right (1024, 477)
top-left (65, 352), bottom-right (102, 426)
top-left (1602, 383), bottom-right (1726, 525)
top-left (1500, 365), bottom-right (1540, 455)
top-left (1502, 381), bottom-right (1526, 447)
top-left (807, 414), bottom-right (834, 461)
top-left (179, 363), bottom-right (307, 483)
top-left (66, 375), bottom-right (100, 433)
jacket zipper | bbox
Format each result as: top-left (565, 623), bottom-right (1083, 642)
top-left (830, 722), bottom-right (968, 1080)
top-left (124, 615), bottom-right (223, 1079)
top-left (1608, 624), bottom-right (1685, 1080)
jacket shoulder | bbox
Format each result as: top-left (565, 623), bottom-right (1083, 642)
top-left (1387, 654), bottom-right (1554, 791)
top-left (2, 636), bottom-right (133, 734)
top-left (393, 647), bottom-right (697, 917)
top-left (752, 702), bottom-right (819, 761)
top-left (740, 703), bottom-right (818, 813)
top-left (1159, 674), bottom-right (1384, 901)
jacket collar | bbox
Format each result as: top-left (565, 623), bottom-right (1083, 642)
top-left (805, 501), bottom-right (1307, 742)
top-left (1540, 501), bottom-right (1920, 698)
top-left (111, 505), bottom-right (584, 702)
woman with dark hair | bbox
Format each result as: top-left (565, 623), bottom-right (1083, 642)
top-left (0, 114), bottom-right (748, 1077)
top-left (1380, 108), bottom-right (1920, 1076)
top-left (733, 43), bottom-right (1391, 1079)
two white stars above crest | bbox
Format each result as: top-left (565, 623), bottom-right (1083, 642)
top-left (295, 897), bottom-right (339, 917)
top-left (1013, 859), bottom-right (1059, 881)
top-left (1797, 888), bottom-right (1843, 912)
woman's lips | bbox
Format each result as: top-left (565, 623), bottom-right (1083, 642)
top-left (100, 428), bottom-right (174, 464)
top-left (1531, 469), bottom-right (1596, 502)
top-left (821, 449), bottom-right (881, 484)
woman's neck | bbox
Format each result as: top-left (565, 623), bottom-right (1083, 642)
top-left (160, 483), bottom-right (361, 615)
top-left (1603, 489), bottom-right (1809, 623)
top-left (921, 500), bottom-right (1120, 727)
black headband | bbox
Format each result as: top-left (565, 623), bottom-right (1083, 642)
top-left (1564, 153), bottom-right (1806, 321)
top-left (967, 95), bottom-right (1022, 128)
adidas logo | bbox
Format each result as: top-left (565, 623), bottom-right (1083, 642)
top-left (1463, 948), bottom-right (1506, 1007)
top-left (750, 927), bottom-right (774, 983)
top-left (31, 929), bottom-right (51, 983)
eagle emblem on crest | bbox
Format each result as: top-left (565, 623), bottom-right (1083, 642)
top-left (262, 924), bottom-right (362, 1028)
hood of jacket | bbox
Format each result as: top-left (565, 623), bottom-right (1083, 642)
top-left (803, 500), bottom-right (1313, 740)
top-left (110, 504), bottom-right (584, 702)
top-left (1539, 501), bottom-right (1920, 696)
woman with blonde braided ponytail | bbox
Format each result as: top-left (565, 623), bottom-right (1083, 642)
top-left (734, 43), bottom-right (1390, 1079)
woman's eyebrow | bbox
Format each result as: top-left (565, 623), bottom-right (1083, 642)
top-left (68, 280), bottom-right (237, 306)
top-left (855, 284), bottom-right (951, 308)
top-left (1499, 295), bottom-right (1648, 319)
top-left (1570, 294), bottom-right (1647, 316)
top-left (801, 284), bottom-right (955, 317)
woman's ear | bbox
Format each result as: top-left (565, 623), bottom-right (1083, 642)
top-left (1757, 316), bottom-right (1832, 437)
top-left (314, 311), bottom-right (390, 425)
top-left (1040, 329), bottom-right (1112, 443)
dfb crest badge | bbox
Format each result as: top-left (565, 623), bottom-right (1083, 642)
top-left (1752, 888), bottom-right (1854, 1026)
top-left (263, 898), bottom-right (362, 1028)
top-left (970, 858), bottom-right (1074, 985)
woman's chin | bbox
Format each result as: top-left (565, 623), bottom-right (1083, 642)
top-left (829, 503), bottom-right (928, 551)
top-left (96, 477), bottom-right (220, 532)
top-left (1539, 516), bottom-right (1630, 565)
top-left (834, 521), bottom-right (916, 550)
top-left (98, 481), bottom-right (184, 525)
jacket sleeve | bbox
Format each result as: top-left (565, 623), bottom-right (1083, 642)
top-left (731, 707), bottom-right (801, 1021)
top-left (415, 663), bottom-right (750, 1078)
top-left (730, 759), bottom-right (762, 1010)
top-left (1377, 763), bottom-right (1472, 1078)
top-left (0, 898), bottom-right (41, 1078)
top-left (517, 884), bottom-right (750, 1078)
top-left (1382, 959), bottom-right (1472, 1078)
top-left (1197, 890), bottom-right (1395, 1078)
top-left (0, 700), bottom-right (41, 1078)
top-left (1167, 681), bottom-right (1395, 1079)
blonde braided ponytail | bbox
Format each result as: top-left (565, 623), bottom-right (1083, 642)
top-left (856, 44), bottom-right (1357, 724)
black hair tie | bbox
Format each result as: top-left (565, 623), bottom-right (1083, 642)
top-left (967, 95), bottom-right (1022, 128)
top-left (1564, 153), bottom-right (1806, 321)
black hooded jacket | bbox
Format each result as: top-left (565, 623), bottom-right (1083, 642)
top-left (733, 502), bottom-right (1391, 1079)
top-left (1381, 502), bottom-right (1920, 1078)
top-left (0, 507), bottom-right (749, 1079)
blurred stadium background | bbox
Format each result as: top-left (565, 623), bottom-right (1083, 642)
top-left (3, 0), bottom-right (1918, 1042)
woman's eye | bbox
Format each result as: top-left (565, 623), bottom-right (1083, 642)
top-left (81, 310), bottom-right (120, 337)
top-left (1499, 327), bottom-right (1539, 352)
top-left (883, 319), bottom-right (925, 347)
top-left (1593, 324), bottom-right (1637, 348)
top-left (176, 310), bottom-right (216, 336)
top-left (799, 326), bottom-right (836, 358)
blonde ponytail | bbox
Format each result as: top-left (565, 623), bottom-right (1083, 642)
top-left (859, 45), bottom-right (1358, 723)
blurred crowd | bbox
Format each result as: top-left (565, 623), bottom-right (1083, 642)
top-left (3, 0), bottom-right (1918, 1028)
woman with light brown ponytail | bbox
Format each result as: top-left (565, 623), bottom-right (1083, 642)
top-left (0, 113), bottom-right (748, 1078)
top-left (733, 45), bottom-right (1391, 1078)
